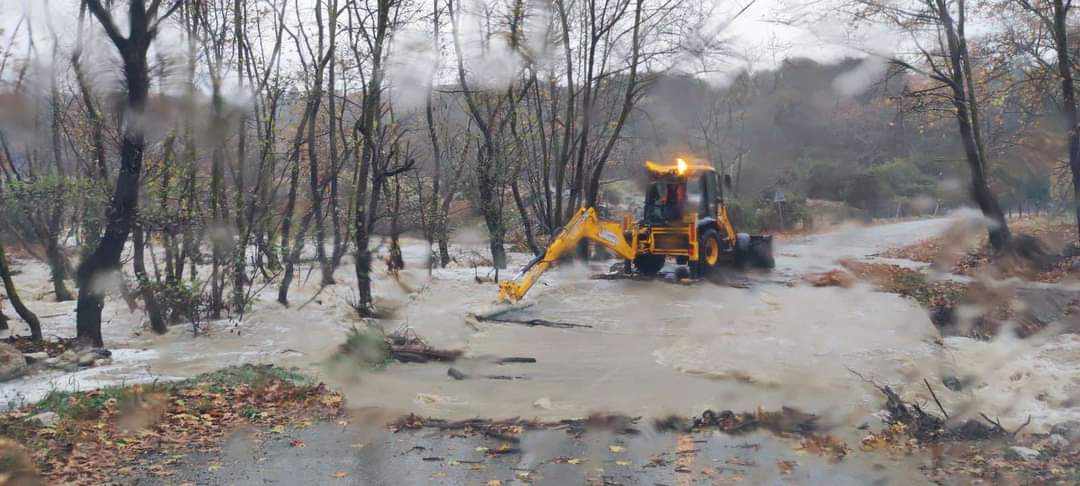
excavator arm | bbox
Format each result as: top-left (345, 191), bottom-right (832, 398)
top-left (498, 207), bottom-right (637, 302)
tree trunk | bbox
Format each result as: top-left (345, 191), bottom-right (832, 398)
top-left (388, 178), bottom-right (404, 271)
top-left (276, 99), bottom-right (315, 305)
top-left (132, 224), bottom-right (166, 334)
top-left (328, 0), bottom-right (346, 270)
top-left (351, 0), bottom-right (392, 316)
top-left (1049, 0), bottom-right (1080, 243)
top-left (0, 240), bottom-right (42, 341)
top-left (352, 136), bottom-right (374, 314)
top-left (307, 84), bottom-right (334, 287)
top-left (478, 152), bottom-right (507, 268)
top-left (209, 86), bottom-right (227, 319)
top-left (45, 220), bottom-right (73, 301)
top-left (511, 178), bottom-right (541, 256)
top-left (934, 0), bottom-right (1009, 250)
top-left (449, 0), bottom-right (507, 269)
top-left (75, 28), bottom-right (153, 347)
top-left (278, 210), bottom-right (314, 306)
top-left (47, 66), bottom-right (74, 302)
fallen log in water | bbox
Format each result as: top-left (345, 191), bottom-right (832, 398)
top-left (471, 314), bottom-right (592, 329)
top-left (389, 343), bottom-right (463, 363)
top-left (496, 357), bottom-right (537, 364)
top-left (447, 367), bottom-right (528, 381)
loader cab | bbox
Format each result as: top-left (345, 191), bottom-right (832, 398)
top-left (643, 161), bottom-right (727, 225)
top-left (644, 179), bottom-right (687, 224)
top-left (691, 170), bottom-right (721, 221)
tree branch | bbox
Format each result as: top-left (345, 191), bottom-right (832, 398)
top-left (82, 0), bottom-right (128, 48)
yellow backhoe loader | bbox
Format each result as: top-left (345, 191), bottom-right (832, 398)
top-left (497, 158), bottom-right (774, 303)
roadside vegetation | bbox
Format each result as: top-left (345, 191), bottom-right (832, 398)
top-left (0, 364), bottom-right (343, 484)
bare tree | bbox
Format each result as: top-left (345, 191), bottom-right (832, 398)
top-left (1011, 0), bottom-right (1080, 242)
top-left (0, 240), bottom-right (42, 341)
top-left (349, 0), bottom-right (400, 315)
top-left (848, 0), bottom-right (1010, 249)
top-left (448, 0), bottom-right (534, 269)
top-left (76, 0), bottom-right (182, 348)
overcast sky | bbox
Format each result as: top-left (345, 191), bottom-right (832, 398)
top-left (1, 0), bottom-right (876, 66)
top-left (0, 0), bottom-right (911, 108)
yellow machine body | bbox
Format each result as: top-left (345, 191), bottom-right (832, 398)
top-left (497, 160), bottom-right (757, 303)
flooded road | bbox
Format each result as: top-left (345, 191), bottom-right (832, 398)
top-left (135, 417), bottom-right (930, 485)
top-left (343, 217), bottom-right (955, 432)
top-left (2, 212), bottom-right (1073, 437)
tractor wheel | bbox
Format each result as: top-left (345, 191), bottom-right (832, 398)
top-left (633, 254), bottom-right (665, 276)
top-left (750, 236), bottom-right (775, 269)
top-left (733, 233), bottom-right (752, 268)
top-left (692, 229), bottom-right (722, 277)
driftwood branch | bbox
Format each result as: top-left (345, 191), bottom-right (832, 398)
top-left (475, 316), bottom-right (593, 329)
top-left (924, 378), bottom-right (949, 419)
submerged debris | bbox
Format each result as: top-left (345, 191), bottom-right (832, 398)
top-left (445, 367), bottom-right (526, 381)
top-left (803, 269), bottom-right (855, 288)
top-left (867, 379), bottom-right (1007, 443)
top-left (653, 407), bottom-right (819, 437)
top-left (393, 407), bottom-right (826, 443)
top-left (390, 413), bottom-right (642, 438)
top-left (335, 326), bottom-right (464, 367)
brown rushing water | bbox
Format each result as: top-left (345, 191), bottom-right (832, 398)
top-left (4, 213), bottom-right (1073, 435)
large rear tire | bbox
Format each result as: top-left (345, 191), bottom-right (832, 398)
top-left (750, 236), bottom-right (775, 269)
top-left (633, 254), bottom-right (665, 276)
top-left (692, 228), bottom-right (722, 277)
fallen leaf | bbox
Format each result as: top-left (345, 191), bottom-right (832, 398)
top-left (290, 439), bottom-right (305, 448)
top-left (615, 460), bottom-right (631, 466)
top-left (567, 458), bottom-right (582, 465)
top-left (486, 480), bottom-right (502, 486)
top-left (608, 445), bottom-right (625, 453)
top-left (332, 471), bottom-right (348, 479)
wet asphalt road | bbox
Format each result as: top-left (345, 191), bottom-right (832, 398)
top-left (129, 418), bottom-right (930, 485)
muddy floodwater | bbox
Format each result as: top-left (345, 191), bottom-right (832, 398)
top-left (3, 212), bottom-right (1076, 437)
top-left (346, 217), bottom-right (954, 430)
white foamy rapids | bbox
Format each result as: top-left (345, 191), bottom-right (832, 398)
top-left (941, 333), bottom-right (1080, 433)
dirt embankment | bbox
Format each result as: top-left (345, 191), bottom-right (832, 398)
top-left (807, 217), bottom-right (1080, 339)
top-left (883, 218), bottom-right (1080, 283)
